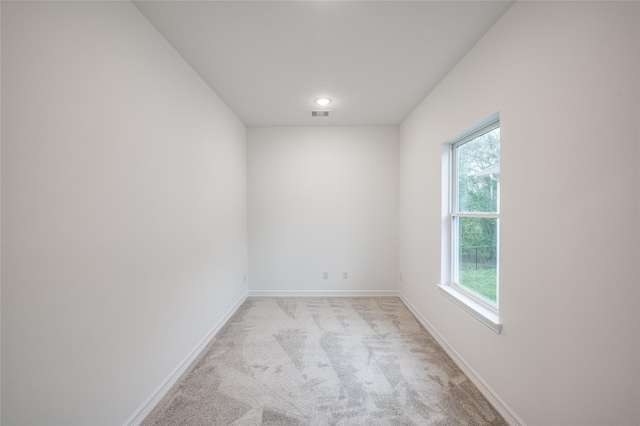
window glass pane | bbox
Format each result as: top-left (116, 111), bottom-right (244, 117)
top-left (456, 128), bottom-right (500, 213)
top-left (456, 216), bottom-right (498, 303)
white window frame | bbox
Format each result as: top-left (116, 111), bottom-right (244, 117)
top-left (439, 113), bottom-right (502, 334)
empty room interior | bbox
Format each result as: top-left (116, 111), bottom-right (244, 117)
top-left (2, 1), bottom-right (639, 425)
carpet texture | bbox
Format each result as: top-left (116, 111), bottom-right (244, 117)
top-left (142, 297), bottom-right (507, 425)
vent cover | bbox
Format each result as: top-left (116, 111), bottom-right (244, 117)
top-left (311, 110), bottom-right (330, 117)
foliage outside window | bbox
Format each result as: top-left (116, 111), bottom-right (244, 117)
top-left (451, 121), bottom-right (500, 308)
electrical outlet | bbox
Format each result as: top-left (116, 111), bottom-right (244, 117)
top-left (323, 270), bottom-right (329, 279)
top-left (343, 271), bottom-right (348, 279)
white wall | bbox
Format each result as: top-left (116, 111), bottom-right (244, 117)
top-left (1, 2), bottom-right (247, 425)
top-left (399, 2), bottom-right (639, 425)
top-left (248, 126), bottom-right (398, 293)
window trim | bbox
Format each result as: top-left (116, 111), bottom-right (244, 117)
top-left (439, 113), bottom-right (502, 334)
top-left (438, 283), bottom-right (502, 333)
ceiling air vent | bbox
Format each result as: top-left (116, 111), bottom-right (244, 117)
top-left (311, 110), bottom-right (330, 117)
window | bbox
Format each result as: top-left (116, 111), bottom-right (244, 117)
top-left (440, 114), bottom-right (502, 333)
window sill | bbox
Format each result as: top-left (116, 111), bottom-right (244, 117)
top-left (438, 284), bottom-right (502, 334)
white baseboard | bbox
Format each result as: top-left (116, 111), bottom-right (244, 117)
top-left (398, 292), bottom-right (526, 426)
top-left (248, 290), bottom-right (400, 298)
top-left (123, 291), bottom-right (248, 426)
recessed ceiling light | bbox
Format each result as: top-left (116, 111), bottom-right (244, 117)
top-left (315, 98), bottom-right (331, 106)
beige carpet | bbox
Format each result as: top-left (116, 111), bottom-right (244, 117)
top-left (142, 297), bottom-right (507, 425)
